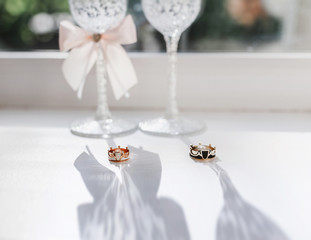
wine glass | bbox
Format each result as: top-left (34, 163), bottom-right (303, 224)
top-left (139, 0), bottom-right (205, 136)
top-left (69, 0), bottom-right (137, 138)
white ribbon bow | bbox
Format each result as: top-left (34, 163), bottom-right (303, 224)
top-left (59, 15), bottom-right (138, 99)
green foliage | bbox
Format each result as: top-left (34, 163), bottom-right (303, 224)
top-left (0, 0), bottom-right (69, 49)
top-left (0, 0), bottom-right (281, 50)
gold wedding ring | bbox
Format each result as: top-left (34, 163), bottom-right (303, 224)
top-left (108, 146), bottom-right (130, 162)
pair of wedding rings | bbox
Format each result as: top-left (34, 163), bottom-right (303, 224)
top-left (108, 143), bottom-right (216, 162)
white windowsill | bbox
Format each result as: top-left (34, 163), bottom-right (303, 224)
top-left (1, 52), bottom-right (311, 111)
top-left (1, 51), bottom-right (311, 59)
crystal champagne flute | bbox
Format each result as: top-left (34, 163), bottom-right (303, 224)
top-left (139, 0), bottom-right (205, 136)
top-left (69, 0), bottom-right (137, 138)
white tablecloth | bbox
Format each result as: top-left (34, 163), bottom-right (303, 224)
top-left (0, 109), bottom-right (310, 240)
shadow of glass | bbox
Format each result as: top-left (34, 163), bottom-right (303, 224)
top-left (180, 136), bottom-right (289, 240)
top-left (74, 145), bottom-right (190, 240)
top-left (198, 159), bottom-right (289, 240)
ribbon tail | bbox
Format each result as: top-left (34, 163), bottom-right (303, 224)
top-left (62, 42), bottom-right (97, 99)
top-left (105, 43), bottom-right (138, 100)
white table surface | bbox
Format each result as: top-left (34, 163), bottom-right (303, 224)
top-left (0, 109), bottom-right (311, 240)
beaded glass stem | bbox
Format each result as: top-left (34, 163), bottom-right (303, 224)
top-left (95, 44), bottom-right (111, 121)
top-left (71, 45), bottom-right (137, 138)
top-left (139, 34), bottom-right (205, 136)
top-left (165, 35), bottom-right (179, 119)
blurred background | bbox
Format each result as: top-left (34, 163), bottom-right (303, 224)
top-left (0, 0), bottom-right (310, 52)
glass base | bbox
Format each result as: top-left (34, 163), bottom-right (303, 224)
top-left (71, 117), bottom-right (137, 138)
top-left (139, 117), bottom-right (205, 136)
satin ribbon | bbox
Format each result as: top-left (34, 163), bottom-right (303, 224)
top-left (59, 15), bottom-right (138, 99)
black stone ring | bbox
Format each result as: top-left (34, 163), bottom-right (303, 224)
top-left (189, 144), bottom-right (216, 160)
